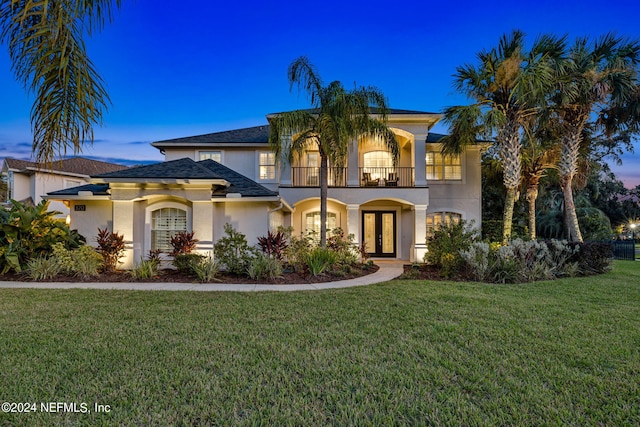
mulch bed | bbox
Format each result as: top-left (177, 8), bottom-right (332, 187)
top-left (0, 264), bottom-right (379, 285)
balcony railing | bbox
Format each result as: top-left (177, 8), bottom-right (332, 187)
top-left (291, 167), bottom-right (347, 187)
top-left (359, 167), bottom-right (414, 187)
top-left (290, 167), bottom-right (415, 187)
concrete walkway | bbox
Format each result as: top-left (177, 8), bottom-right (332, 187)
top-left (0, 261), bottom-right (405, 292)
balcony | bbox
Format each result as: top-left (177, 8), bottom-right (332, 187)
top-left (290, 167), bottom-right (414, 187)
top-left (359, 167), bottom-right (414, 187)
top-left (291, 167), bottom-right (347, 187)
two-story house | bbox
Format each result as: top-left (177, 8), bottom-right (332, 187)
top-left (2, 157), bottom-right (128, 217)
top-left (47, 109), bottom-right (483, 268)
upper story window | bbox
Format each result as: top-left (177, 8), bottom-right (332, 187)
top-left (151, 207), bottom-right (187, 252)
top-left (64, 179), bottom-right (82, 189)
top-left (259, 151), bottom-right (276, 180)
top-left (426, 212), bottom-right (462, 238)
top-left (199, 151), bottom-right (222, 163)
top-left (363, 151), bottom-right (394, 181)
top-left (426, 151), bottom-right (462, 181)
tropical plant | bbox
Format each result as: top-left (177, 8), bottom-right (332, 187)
top-left (247, 252), bottom-right (283, 281)
top-left (129, 258), bottom-right (160, 280)
top-left (256, 230), bottom-right (288, 260)
top-left (305, 247), bottom-right (338, 277)
top-left (550, 34), bottom-right (640, 241)
top-left (268, 56), bottom-right (399, 248)
top-left (441, 30), bottom-right (565, 243)
top-left (96, 227), bottom-right (125, 271)
top-left (170, 231), bottom-right (198, 256)
top-left (25, 256), bottom-right (62, 281)
top-left (191, 254), bottom-right (221, 283)
top-left (0, 200), bottom-right (83, 273)
top-left (0, 0), bottom-right (121, 163)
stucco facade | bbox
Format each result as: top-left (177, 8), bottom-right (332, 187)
top-left (46, 109), bottom-right (483, 268)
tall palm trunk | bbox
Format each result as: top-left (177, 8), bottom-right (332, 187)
top-left (499, 124), bottom-right (522, 244)
top-left (319, 153), bottom-right (329, 248)
top-left (559, 131), bottom-right (584, 242)
top-left (526, 181), bottom-right (539, 240)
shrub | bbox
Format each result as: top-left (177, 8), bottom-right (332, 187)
top-left (96, 228), bottom-right (125, 271)
top-left (306, 247), bottom-right (338, 276)
top-left (281, 227), bottom-right (315, 273)
top-left (424, 220), bottom-right (478, 278)
top-left (214, 223), bottom-right (257, 275)
top-left (460, 239), bottom-right (581, 283)
top-left (191, 255), bottom-right (221, 283)
top-left (256, 230), bottom-right (288, 260)
top-left (247, 252), bottom-right (283, 281)
top-left (0, 200), bottom-right (84, 273)
top-left (170, 231), bottom-right (198, 256)
top-left (327, 228), bottom-right (359, 266)
top-left (25, 256), bottom-right (62, 281)
top-left (569, 241), bottom-right (614, 275)
top-left (173, 253), bottom-right (205, 275)
top-left (51, 243), bottom-right (102, 279)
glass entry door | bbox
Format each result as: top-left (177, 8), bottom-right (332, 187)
top-left (362, 211), bottom-right (396, 257)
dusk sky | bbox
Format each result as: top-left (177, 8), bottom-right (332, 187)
top-left (1, 0), bottom-right (639, 187)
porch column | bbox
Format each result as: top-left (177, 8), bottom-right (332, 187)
top-left (414, 134), bottom-right (427, 187)
top-left (112, 200), bottom-right (135, 269)
top-left (347, 204), bottom-right (360, 247)
top-left (347, 139), bottom-right (359, 187)
top-left (413, 204), bottom-right (428, 262)
top-left (192, 201), bottom-right (214, 255)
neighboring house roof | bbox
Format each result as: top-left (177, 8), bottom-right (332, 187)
top-left (51, 158), bottom-right (277, 198)
top-left (426, 133), bottom-right (447, 143)
top-left (3, 157), bottom-right (128, 176)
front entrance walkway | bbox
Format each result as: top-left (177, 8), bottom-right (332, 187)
top-left (0, 261), bottom-right (405, 292)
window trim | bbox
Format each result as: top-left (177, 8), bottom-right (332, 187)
top-left (257, 151), bottom-right (277, 182)
top-left (303, 210), bottom-right (338, 240)
top-left (198, 150), bottom-right (223, 163)
top-left (144, 201), bottom-right (192, 256)
top-left (425, 150), bottom-right (463, 182)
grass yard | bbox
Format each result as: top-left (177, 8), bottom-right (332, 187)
top-left (1, 262), bottom-right (639, 426)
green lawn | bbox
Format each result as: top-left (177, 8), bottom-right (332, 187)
top-left (1, 262), bottom-right (639, 426)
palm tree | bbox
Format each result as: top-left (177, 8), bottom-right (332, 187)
top-left (0, 0), bottom-right (120, 163)
top-left (551, 34), bottom-right (640, 242)
top-left (268, 56), bottom-right (398, 248)
top-left (441, 31), bottom-right (564, 243)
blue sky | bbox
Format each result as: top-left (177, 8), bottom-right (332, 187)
top-left (1, 0), bottom-right (639, 186)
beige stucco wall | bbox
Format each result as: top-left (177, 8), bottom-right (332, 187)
top-left (426, 146), bottom-right (483, 227)
top-left (68, 200), bottom-right (113, 246)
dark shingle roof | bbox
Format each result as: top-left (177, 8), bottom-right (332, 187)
top-left (199, 160), bottom-right (277, 197)
top-left (3, 157), bottom-right (128, 175)
top-left (94, 158), bottom-right (220, 180)
top-left (54, 158), bottom-right (277, 198)
top-left (47, 183), bottom-right (111, 196)
top-left (152, 126), bottom-right (270, 146)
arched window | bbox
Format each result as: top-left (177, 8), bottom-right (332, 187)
top-left (151, 207), bottom-right (187, 252)
top-left (426, 212), bottom-right (462, 238)
top-left (305, 211), bottom-right (337, 239)
top-left (363, 151), bottom-right (394, 181)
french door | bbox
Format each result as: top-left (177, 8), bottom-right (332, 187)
top-left (362, 211), bottom-right (396, 257)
